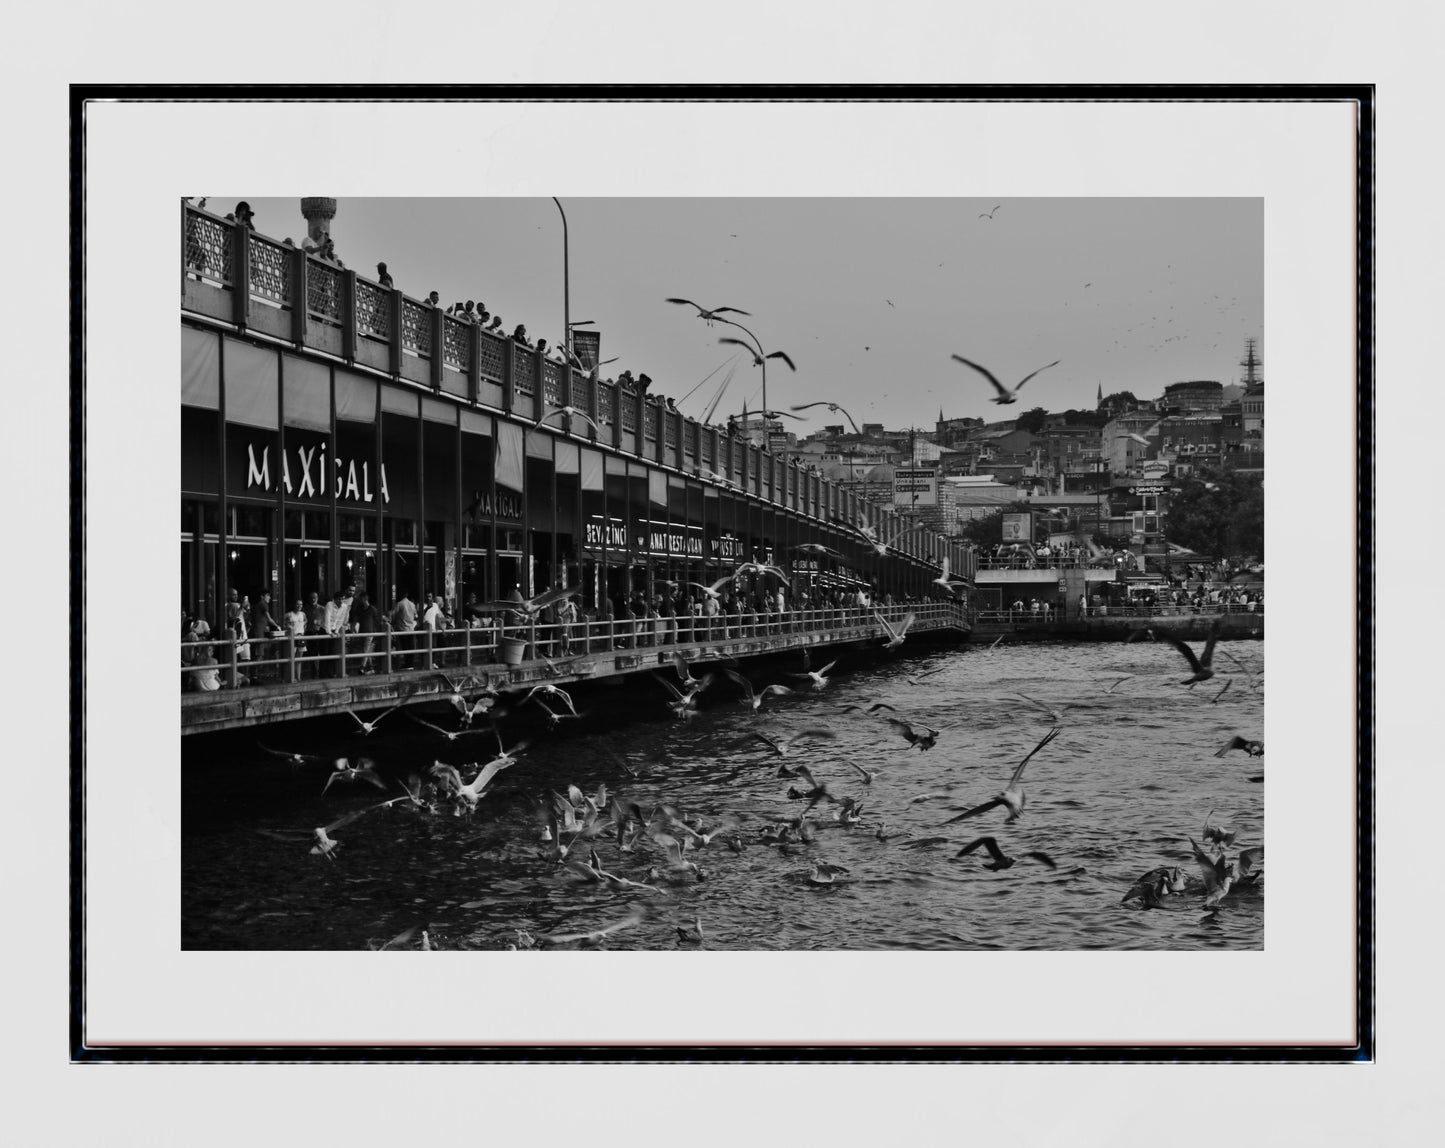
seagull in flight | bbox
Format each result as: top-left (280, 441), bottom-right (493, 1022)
top-left (256, 744), bottom-right (334, 768)
top-left (885, 716), bottom-right (939, 751)
top-left (406, 712), bottom-right (494, 743)
top-left (954, 836), bottom-right (1057, 871)
top-left (723, 668), bottom-right (793, 713)
top-left (875, 610), bottom-right (916, 649)
top-left (945, 727), bottom-right (1062, 824)
top-left (321, 757), bottom-right (387, 796)
top-left (951, 353), bottom-right (1060, 406)
top-left (855, 523), bottom-right (925, 557)
top-left (475, 584), bottom-right (579, 620)
top-left (539, 906), bottom-right (648, 948)
top-left (535, 406), bottom-right (600, 435)
top-left (736, 561), bottom-right (792, 585)
top-left (749, 728), bottom-right (838, 757)
top-left (788, 660), bottom-right (838, 690)
top-left (430, 756), bottom-right (513, 812)
top-left (1215, 734), bottom-right (1264, 758)
top-left (793, 542), bottom-right (848, 561)
top-left (686, 572), bottom-right (742, 602)
top-left (1013, 692), bottom-right (1076, 723)
top-left (343, 704), bottom-right (404, 736)
top-left (978, 204), bottom-right (1001, 219)
top-left (1188, 836), bottom-right (1237, 909)
top-left (718, 337), bottom-right (797, 372)
top-left (1201, 809), bottom-right (1238, 848)
top-left (931, 555), bottom-right (967, 593)
top-left (523, 682), bottom-right (577, 715)
top-left (790, 401), bottom-right (861, 434)
top-left (1162, 619), bottom-right (1222, 685)
top-left (666, 298), bottom-right (751, 326)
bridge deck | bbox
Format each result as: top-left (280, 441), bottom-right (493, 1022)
top-left (181, 603), bottom-right (968, 735)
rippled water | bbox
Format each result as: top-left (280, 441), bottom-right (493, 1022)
top-left (181, 637), bottom-right (1264, 951)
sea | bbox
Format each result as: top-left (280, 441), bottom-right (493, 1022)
top-left (181, 637), bottom-right (1264, 951)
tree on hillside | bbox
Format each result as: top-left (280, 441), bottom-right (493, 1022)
top-left (1167, 469), bottom-right (1264, 560)
top-left (1014, 407), bottom-right (1049, 434)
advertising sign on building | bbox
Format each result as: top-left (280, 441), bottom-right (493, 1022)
top-left (570, 329), bottom-right (602, 373)
top-left (1141, 460), bottom-right (1170, 480)
top-left (1001, 511), bottom-right (1032, 542)
top-left (892, 468), bottom-right (938, 507)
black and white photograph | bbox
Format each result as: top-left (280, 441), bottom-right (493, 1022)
top-left (51, 67), bottom-right (1411, 1134)
top-left (177, 195), bottom-right (1266, 954)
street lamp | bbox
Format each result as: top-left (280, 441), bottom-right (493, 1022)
top-left (551, 197), bottom-right (571, 368)
top-left (715, 317), bottom-right (795, 453)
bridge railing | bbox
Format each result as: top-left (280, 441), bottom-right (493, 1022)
top-left (179, 602), bottom-right (966, 692)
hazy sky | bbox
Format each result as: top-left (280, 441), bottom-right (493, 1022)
top-left (232, 196), bottom-right (1261, 432)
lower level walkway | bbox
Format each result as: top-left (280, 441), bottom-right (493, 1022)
top-left (180, 602), bottom-right (969, 735)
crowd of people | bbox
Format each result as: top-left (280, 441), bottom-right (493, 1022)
top-left (180, 578), bottom-right (946, 691)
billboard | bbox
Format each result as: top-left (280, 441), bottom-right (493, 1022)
top-left (892, 467), bottom-right (938, 507)
top-left (1001, 511), bottom-right (1033, 542)
top-left (570, 329), bottom-right (601, 372)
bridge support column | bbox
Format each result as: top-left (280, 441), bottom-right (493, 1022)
top-left (1061, 569), bottom-right (1090, 621)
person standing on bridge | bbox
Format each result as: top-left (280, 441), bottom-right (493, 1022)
top-left (284, 599), bottom-right (307, 682)
top-left (389, 589), bottom-right (417, 669)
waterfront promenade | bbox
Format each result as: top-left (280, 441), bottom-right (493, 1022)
top-left (181, 601), bottom-right (968, 734)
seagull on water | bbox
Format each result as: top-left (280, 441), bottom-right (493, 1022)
top-left (789, 401), bottom-right (861, 434)
top-left (954, 836), bottom-right (1057, 872)
top-left (945, 727), bottom-right (1062, 824)
top-left (1215, 734), bottom-right (1264, 758)
top-left (666, 298), bottom-right (751, 326)
top-left (950, 353), bottom-right (1060, 406)
top-left (1121, 866), bottom-right (1188, 908)
top-left (1162, 619), bottom-right (1222, 685)
top-left (808, 860), bottom-right (851, 885)
top-left (875, 610), bottom-right (916, 649)
top-left (675, 916), bottom-right (706, 944)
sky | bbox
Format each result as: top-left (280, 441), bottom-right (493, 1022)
top-left (226, 196), bottom-right (1261, 434)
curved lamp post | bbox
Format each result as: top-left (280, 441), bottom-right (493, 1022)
top-left (716, 318), bottom-right (795, 452)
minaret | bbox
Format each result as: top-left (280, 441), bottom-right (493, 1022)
top-left (300, 197), bottom-right (338, 248)
top-left (1096, 381), bottom-right (1104, 407)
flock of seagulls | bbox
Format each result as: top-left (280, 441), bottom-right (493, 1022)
top-left (244, 605), bottom-right (1262, 948)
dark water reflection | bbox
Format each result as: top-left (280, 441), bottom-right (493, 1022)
top-left (182, 638), bottom-right (1263, 951)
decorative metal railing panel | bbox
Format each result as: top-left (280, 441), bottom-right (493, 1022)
top-left (184, 211), bottom-right (232, 285)
top-left (542, 360), bottom-right (564, 406)
top-left (401, 299), bottom-right (432, 357)
top-left (248, 237), bottom-right (291, 306)
top-left (477, 330), bottom-right (505, 381)
top-left (306, 260), bottom-right (342, 322)
top-left (643, 403), bottom-right (658, 441)
top-left (513, 348), bottom-right (536, 396)
top-left (620, 389), bottom-right (637, 433)
top-left (355, 279), bottom-right (390, 339)
top-left (442, 315), bottom-right (471, 371)
top-left (701, 429), bottom-right (713, 466)
top-left (683, 421), bottom-right (698, 457)
top-left (664, 411), bottom-right (679, 448)
top-left (598, 382), bottom-right (615, 426)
